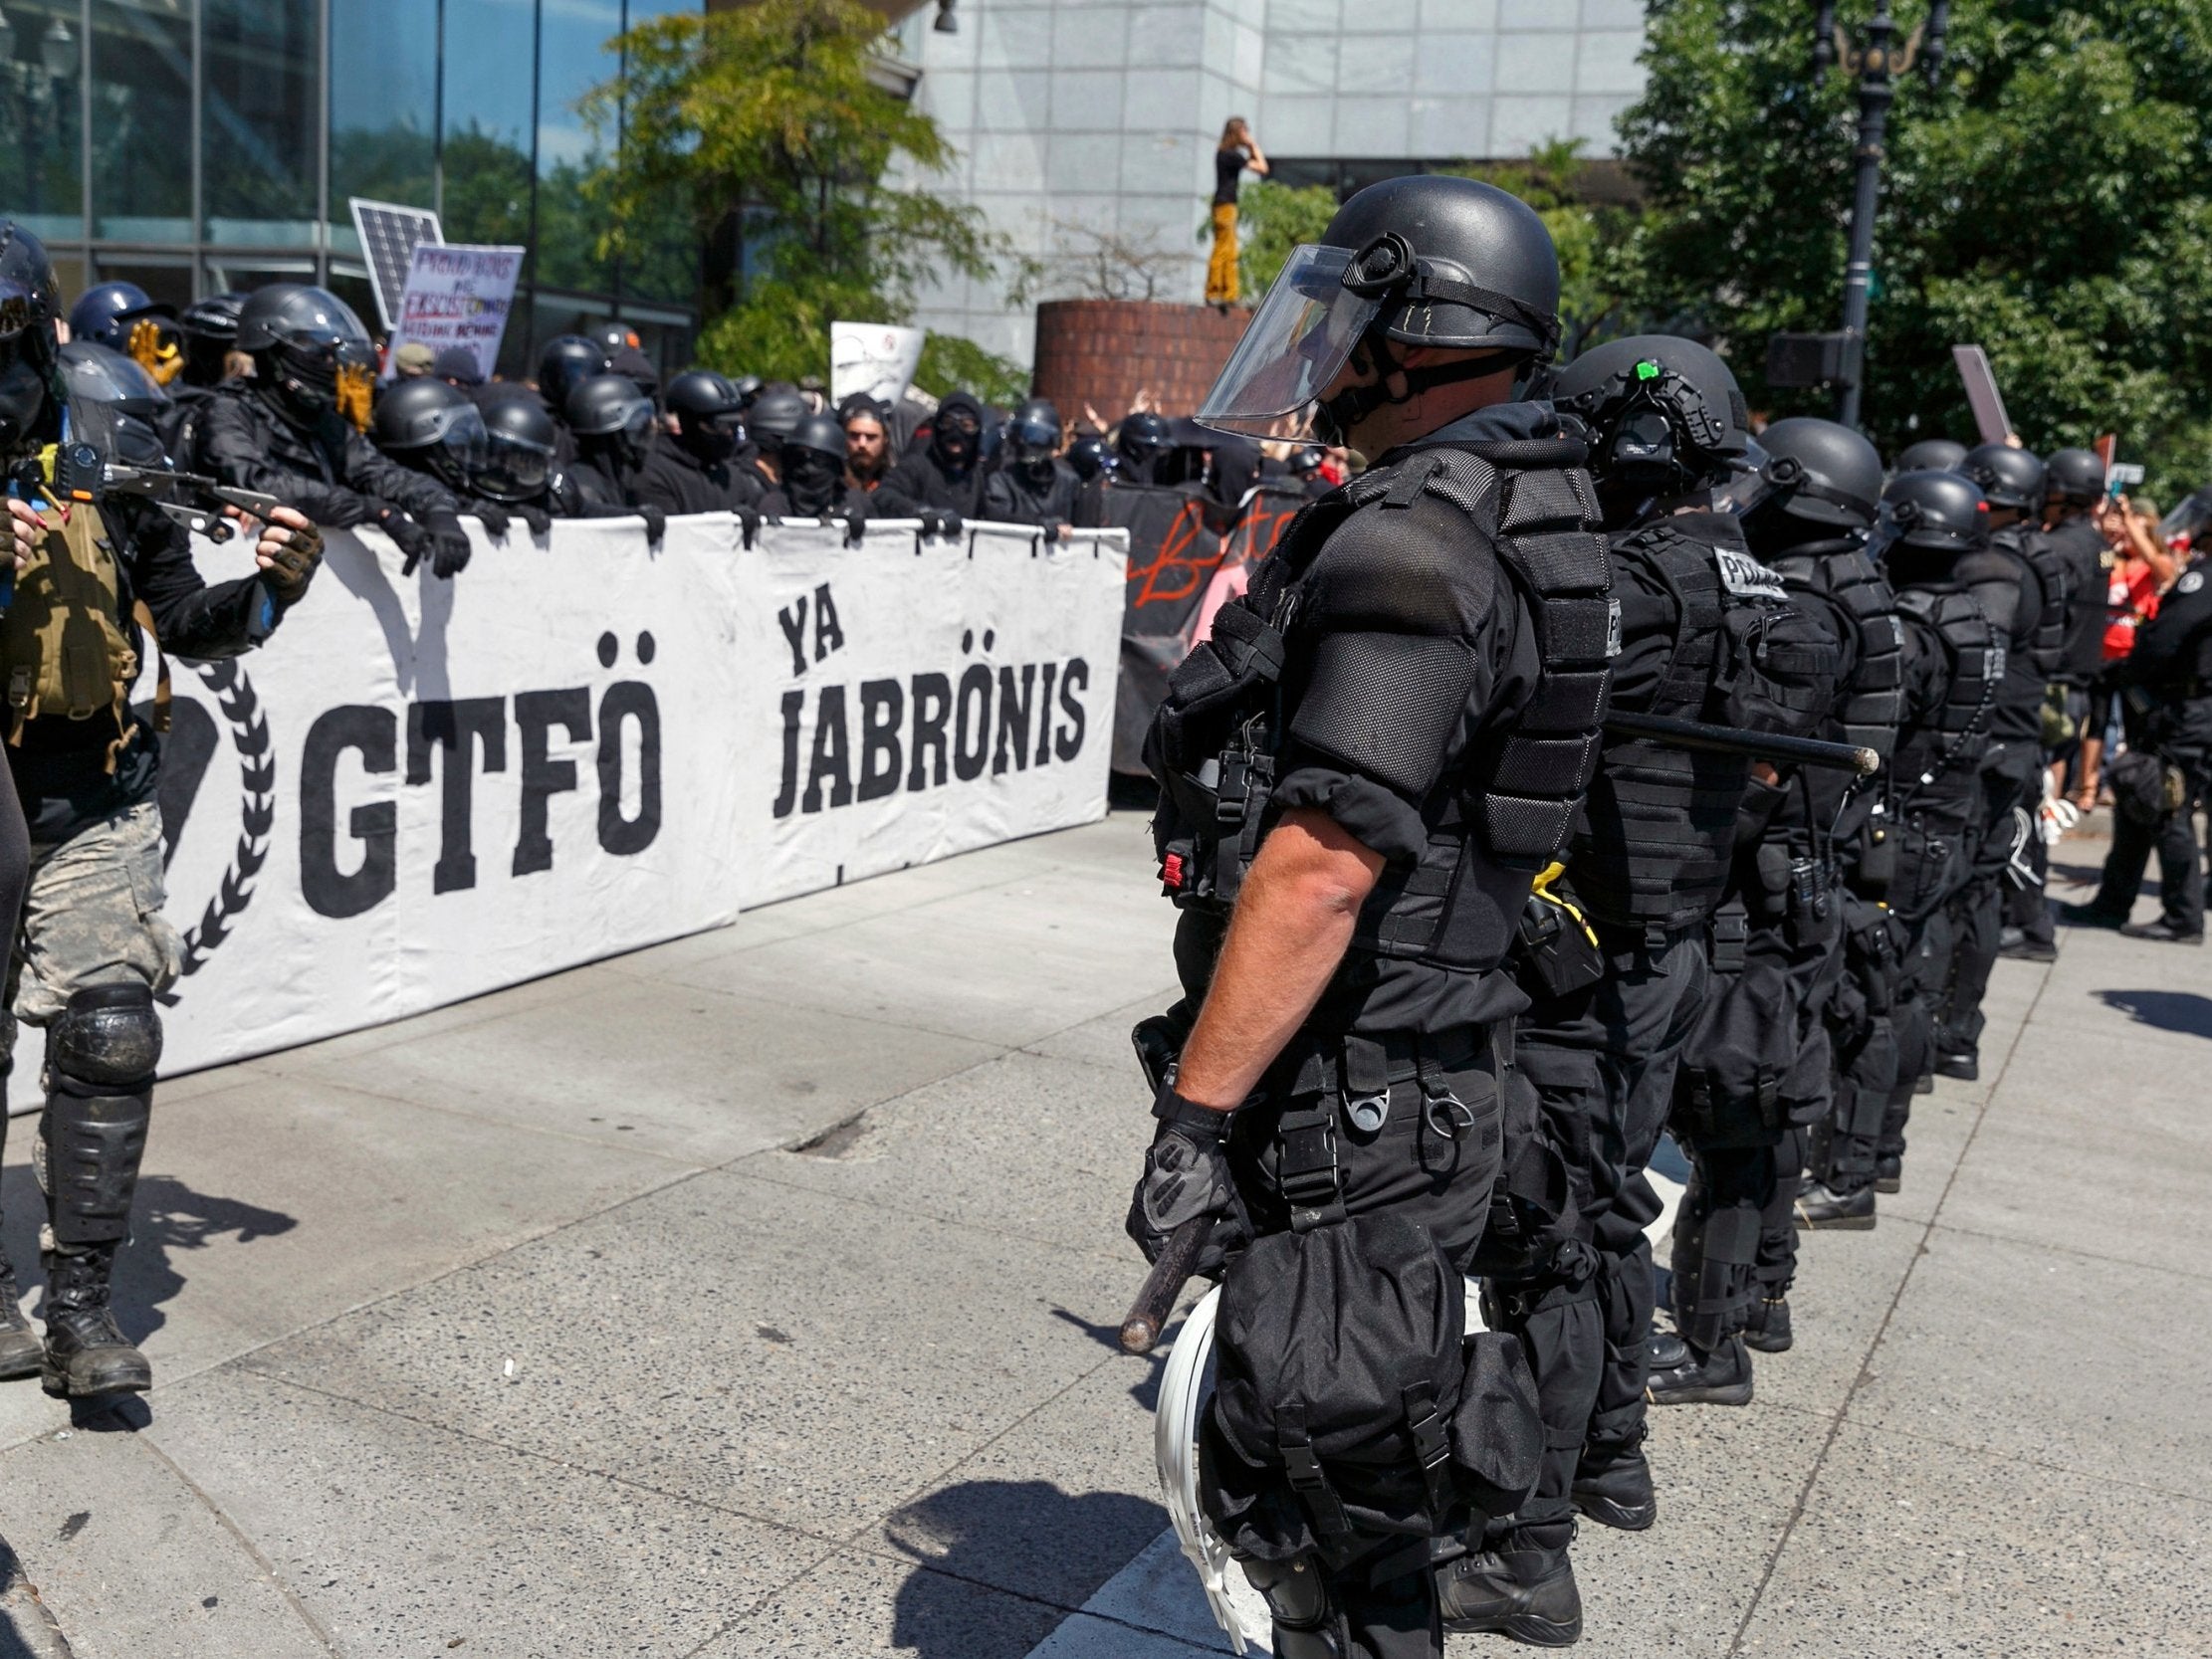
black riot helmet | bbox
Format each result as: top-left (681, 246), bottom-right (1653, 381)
top-left (1198, 173), bottom-right (1561, 444)
top-left (1009, 397), bottom-right (1060, 468)
top-left (2044, 446), bottom-right (2103, 508)
top-left (1895, 437), bottom-right (1967, 474)
top-left (1066, 433), bottom-right (1117, 483)
top-left (538, 335), bottom-right (610, 417)
top-left (566, 372), bottom-right (656, 439)
top-left (371, 376), bottom-right (492, 494)
top-left (1872, 469), bottom-right (1990, 564)
top-left (236, 284), bottom-right (374, 424)
top-left (780, 414), bottom-right (850, 515)
top-left (1552, 334), bottom-right (1751, 518)
top-left (1960, 443), bottom-right (2046, 517)
top-left (476, 391), bottom-right (559, 504)
top-left (1717, 415), bottom-right (1884, 544)
top-left (749, 385), bottom-right (808, 453)
top-left (177, 292), bottom-right (246, 386)
top-left (57, 340), bottom-right (171, 468)
top-left (0, 221), bottom-right (63, 453)
top-left (69, 281), bottom-right (183, 386)
top-left (1115, 411), bottom-right (1175, 483)
top-left (664, 369), bottom-right (746, 462)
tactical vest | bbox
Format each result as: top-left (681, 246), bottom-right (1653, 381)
top-left (1147, 440), bottom-right (1614, 978)
top-left (1889, 585), bottom-right (2001, 801)
top-left (1, 497), bottom-right (141, 768)
top-left (1770, 543), bottom-right (1903, 759)
top-left (2008, 524), bottom-right (2075, 679)
top-left (1567, 520), bottom-right (1808, 933)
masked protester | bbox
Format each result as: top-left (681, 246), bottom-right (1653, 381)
top-left (762, 415), bottom-right (871, 520)
top-left (1065, 432), bottom-right (1118, 485)
top-left (0, 222), bottom-right (322, 1399)
top-left (564, 373), bottom-right (667, 541)
top-left (55, 343), bottom-right (173, 470)
top-left (196, 284), bottom-right (470, 578)
top-left (744, 386), bottom-right (808, 492)
top-left (980, 397), bottom-right (1080, 535)
top-left (633, 370), bottom-right (762, 515)
top-left (530, 335), bottom-right (609, 467)
top-left (156, 293), bottom-right (246, 465)
top-left (67, 282), bottom-right (184, 389)
top-left (474, 389), bottom-right (619, 522)
top-left (884, 390), bottom-right (989, 516)
top-left (1113, 410), bottom-right (1177, 485)
top-left (1136, 175), bottom-right (1616, 1659)
top-left (371, 377), bottom-right (550, 538)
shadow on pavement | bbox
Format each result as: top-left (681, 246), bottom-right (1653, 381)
top-left (885, 1480), bottom-right (1169, 1658)
top-left (2096, 988), bottom-right (2212, 1039)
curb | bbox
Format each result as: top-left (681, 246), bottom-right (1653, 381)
top-left (0, 1540), bottom-right (74, 1658)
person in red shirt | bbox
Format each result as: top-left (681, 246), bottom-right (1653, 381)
top-left (2079, 495), bottom-right (2178, 807)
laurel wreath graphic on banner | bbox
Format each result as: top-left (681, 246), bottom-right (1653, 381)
top-left (173, 659), bottom-right (274, 981)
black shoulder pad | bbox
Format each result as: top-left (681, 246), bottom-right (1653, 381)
top-left (1297, 453), bottom-right (1501, 638)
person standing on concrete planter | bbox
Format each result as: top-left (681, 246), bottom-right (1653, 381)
top-left (1208, 118), bottom-right (1270, 311)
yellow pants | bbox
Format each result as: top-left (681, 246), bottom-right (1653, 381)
top-left (1206, 202), bottom-right (1239, 306)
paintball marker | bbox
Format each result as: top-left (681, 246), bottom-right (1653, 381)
top-left (94, 463), bottom-right (289, 542)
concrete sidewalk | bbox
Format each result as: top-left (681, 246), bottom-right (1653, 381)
top-left (0, 813), bottom-right (2201, 1657)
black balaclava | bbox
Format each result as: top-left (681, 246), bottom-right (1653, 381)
top-left (931, 392), bottom-right (985, 477)
top-left (782, 448), bottom-right (846, 516)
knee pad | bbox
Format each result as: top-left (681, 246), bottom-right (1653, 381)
top-left (42, 987), bottom-right (158, 1247)
top-left (1240, 1556), bottom-right (1345, 1658)
top-left (49, 985), bottom-right (162, 1093)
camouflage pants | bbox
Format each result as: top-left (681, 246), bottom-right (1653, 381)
top-left (2, 799), bottom-right (182, 1076)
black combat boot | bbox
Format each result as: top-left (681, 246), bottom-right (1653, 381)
top-left (1932, 1047), bottom-right (1978, 1082)
top-left (0, 1250), bottom-right (41, 1381)
top-left (1795, 1179), bottom-right (1877, 1230)
top-left (41, 1245), bottom-right (151, 1399)
top-left (1438, 1541), bottom-right (1582, 1646)
top-left (1571, 1431), bottom-right (1656, 1531)
top-left (1874, 1153), bottom-right (1903, 1194)
top-left (1741, 1295), bottom-right (1793, 1353)
top-left (1646, 1332), bottom-right (1753, 1406)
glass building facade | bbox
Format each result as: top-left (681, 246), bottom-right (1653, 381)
top-left (0, 0), bottom-right (701, 376)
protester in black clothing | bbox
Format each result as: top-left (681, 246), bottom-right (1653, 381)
top-left (762, 415), bottom-right (873, 520)
top-left (633, 370), bottom-right (763, 515)
top-left (1114, 410), bottom-right (1177, 484)
top-left (531, 335), bottom-right (608, 468)
top-left (370, 377), bottom-right (551, 538)
top-left (564, 373), bottom-right (667, 539)
top-left (980, 398), bottom-right (1079, 534)
top-left (745, 385), bottom-right (808, 492)
top-left (472, 392), bottom-right (610, 522)
top-left (1065, 432), bottom-right (1117, 484)
top-left (841, 396), bottom-right (897, 497)
top-left (199, 284), bottom-right (472, 578)
top-left (883, 390), bottom-right (988, 515)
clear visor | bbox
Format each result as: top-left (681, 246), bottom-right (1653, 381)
top-left (1710, 439), bottom-right (1786, 517)
top-left (1196, 244), bottom-right (1380, 439)
top-left (478, 430), bottom-right (553, 500)
top-left (614, 397), bottom-right (656, 441)
top-left (2157, 490), bottom-right (2212, 544)
top-left (0, 282), bottom-right (40, 341)
top-left (434, 403), bottom-right (491, 470)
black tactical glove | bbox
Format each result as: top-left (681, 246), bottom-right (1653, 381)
top-left (843, 511), bottom-right (867, 548)
top-left (935, 511), bottom-right (964, 541)
top-left (470, 501), bottom-right (513, 540)
top-left (424, 508), bottom-right (472, 578)
top-left (515, 502), bottom-right (553, 538)
top-left (1126, 1085), bottom-right (1236, 1265)
top-left (381, 507), bottom-right (434, 575)
top-left (736, 506), bottom-right (763, 549)
top-left (1041, 517), bottom-right (1070, 544)
top-left (257, 518), bottom-right (324, 605)
top-left (639, 504), bottom-right (667, 543)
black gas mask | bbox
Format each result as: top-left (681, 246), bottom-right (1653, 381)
top-left (932, 409), bottom-right (981, 472)
top-left (781, 448), bottom-right (846, 516)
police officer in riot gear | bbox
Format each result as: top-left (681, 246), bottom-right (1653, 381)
top-left (633, 369), bottom-right (764, 515)
top-left (1894, 437), bottom-right (1968, 474)
top-left (981, 397), bottom-right (1080, 533)
top-left (1115, 410), bottom-right (1178, 484)
top-left (1933, 444), bottom-right (2060, 1080)
top-left (370, 377), bottom-right (551, 538)
top-left (2000, 447), bottom-right (2110, 959)
top-left (1659, 417), bottom-right (1895, 1383)
top-left (532, 334), bottom-right (608, 466)
top-left (884, 390), bottom-right (989, 515)
top-left (1134, 174), bottom-right (1610, 1659)
top-left (0, 223), bottom-right (324, 1397)
top-left (198, 285), bottom-right (473, 579)
top-left (1480, 337), bottom-right (1833, 1626)
top-left (1799, 472), bottom-right (2003, 1225)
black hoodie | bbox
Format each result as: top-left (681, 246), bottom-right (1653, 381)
top-left (883, 391), bottom-right (988, 517)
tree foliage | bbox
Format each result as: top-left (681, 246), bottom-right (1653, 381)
top-left (1622, 0), bottom-right (2212, 500)
top-left (1453, 141), bottom-right (1652, 355)
top-left (1235, 180), bottom-right (1339, 301)
top-left (585, 0), bottom-right (1007, 384)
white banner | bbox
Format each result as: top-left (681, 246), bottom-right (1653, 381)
top-left (145, 517), bottom-right (1127, 1074)
top-left (387, 242), bottom-right (526, 381)
top-left (830, 320), bottom-right (927, 408)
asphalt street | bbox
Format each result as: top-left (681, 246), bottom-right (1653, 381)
top-left (0, 810), bottom-right (2201, 1657)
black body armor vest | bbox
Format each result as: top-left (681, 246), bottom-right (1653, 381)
top-left (1145, 438), bottom-right (1614, 979)
top-left (1890, 585), bottom-right (2001, 801)
top-left (2011, 523), bottom-right (2076, 679)
top-left (1567, 518), bottom-right (1817, 933)
top-left (1769, 542), bottom-right (1903, 759)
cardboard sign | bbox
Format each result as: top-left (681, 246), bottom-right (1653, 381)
top-left (387, 243), bottom-right (526, 380)
top-left (830, 320), bottom-right (927, 408)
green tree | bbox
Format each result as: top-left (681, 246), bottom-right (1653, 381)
top-left (1452, 140), bottom-right (1653, 355)
top-left (1235, 179), bottom-right (1339, 300)
top-left (584, 0), bottom-right (1007, 385)
top-left (1623, 1), bottom-right (2212, 501)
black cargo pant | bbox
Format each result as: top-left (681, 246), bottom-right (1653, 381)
top-left (1209, 1026), bottom-right (1510, 1659)
top-left (2092, 749), bottom-right (2208, 937)
top-left (1937, 741), bottom-right (2040, 1065)
top-left (1508, 927), bottom-right (1710, 1496)
top-left (1817, 900), bottom-right (1902, 1196)
top-left (1877, 905), bottom-right (1953, 1184)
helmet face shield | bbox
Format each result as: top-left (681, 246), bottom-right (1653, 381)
top-left (1711, 439), bottom-right (1793, 518)
top-left (1197, 245), bottom-right (1380, 439)
top-left (2159, 489), bottom-right (2212, 547)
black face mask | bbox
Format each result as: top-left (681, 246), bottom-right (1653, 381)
top-left (933, 421), bottom-right (978, 472)
top-left (681, 419), bottom-right (739, 465)
top-left (0, 343), bottom-right (49, 455)
top-left (782, 450), bottom-right (845, 515)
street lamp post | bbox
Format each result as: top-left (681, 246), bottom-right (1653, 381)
top-left (1769, 2), bottom-right (1950, 427)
